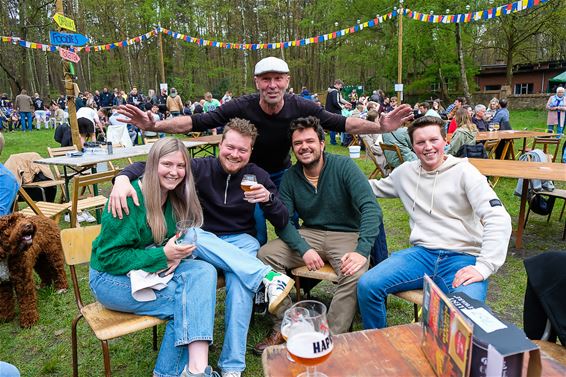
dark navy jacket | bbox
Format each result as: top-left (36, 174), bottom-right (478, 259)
top-left (121, 157), bottom-right (288, 236)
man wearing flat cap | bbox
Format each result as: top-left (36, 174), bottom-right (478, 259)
top-left (118, 56), bottom-right (413, 242)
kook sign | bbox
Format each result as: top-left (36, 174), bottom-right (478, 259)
top-left (59, 48), bottom-right (80, 63)
top-left (50, 31), bottom-right (88, 47)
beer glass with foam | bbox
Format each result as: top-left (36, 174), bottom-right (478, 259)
top-left (240, 174), bottom-right (257, 192)
top-left (286, 300), bottom-right (333, 377)
top-left (282, 307), bottom-right (311, 362)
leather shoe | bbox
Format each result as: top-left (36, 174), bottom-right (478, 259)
top-left (253, 330), bottom-right (284, 355)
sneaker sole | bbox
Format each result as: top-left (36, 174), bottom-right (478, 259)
top-left (267, 279), bottom-right (295, 314)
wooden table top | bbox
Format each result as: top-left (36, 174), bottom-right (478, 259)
top-left (34, 140), bottom-right (207, 168)
top-left (476, 130), bottom-right (554, 141)
top-left (468, 158), bottom-right (566, 181)
top-left (262, 323), bottom-right (566, 377)
top-left (188, 135), bottom-right (222, 145)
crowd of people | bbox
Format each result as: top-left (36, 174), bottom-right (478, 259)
top-left (7, 56), bottom-right (563, 377)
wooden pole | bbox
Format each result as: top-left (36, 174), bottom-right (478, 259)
top-left (55, 0), bottom-right (81, 150)
top-left (397, 7), bottom-right (403, 102)
top-left (157, 28), bottom-right (166, 84)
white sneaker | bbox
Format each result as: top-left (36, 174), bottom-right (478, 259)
top-left (81, 210), bottom-right (97, 223)
top-left (77, 212), bottom-right (88, 223)
top-left (222, 372), bottom-right (241, 377)
top-left (263, 273), bottom-right (294, 314)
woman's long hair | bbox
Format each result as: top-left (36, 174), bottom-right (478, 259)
top-left (143, 138), bottom-right (203, 244)
top-left (454, 108), bottom-right (478, 133)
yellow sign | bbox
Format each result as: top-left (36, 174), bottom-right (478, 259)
top-left (53, 13), bottom-right (76, 32)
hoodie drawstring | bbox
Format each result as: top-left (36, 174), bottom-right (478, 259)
top-left (224, 174), bottom-right (231, 204)
top-left (412, 165), bottom-right (438, 214)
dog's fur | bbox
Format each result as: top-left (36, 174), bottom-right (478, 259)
top-left (0, 213), bottom-right (68, 327)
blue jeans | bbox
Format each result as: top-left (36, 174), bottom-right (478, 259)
top-left (19, 112), bottom-right (32, 131)
top-left (194, 230), bottom-right (270, 373)
top-left (329, 130), bottom-right (338, 145)
top-left (254, 169), bottom-right (288, 246)
top-left (357, 246), bottom-right (488, 329)
top-left (89, 259), bottom-right (217, 377)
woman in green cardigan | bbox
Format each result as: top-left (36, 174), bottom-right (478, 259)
top-left (89, 138), bottom-right (218, 377)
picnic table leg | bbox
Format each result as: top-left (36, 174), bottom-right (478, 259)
top-left (515, 178), bottom-right (529, 252)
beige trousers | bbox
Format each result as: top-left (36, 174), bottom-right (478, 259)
top-left (258, 228), bottom-right (369, 334)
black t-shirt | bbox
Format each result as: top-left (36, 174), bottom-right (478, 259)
top-left (191, 94), bottom-right (346, 173)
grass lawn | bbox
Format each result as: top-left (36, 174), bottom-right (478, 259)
top-left (0, 109), bottom-right (564, 376)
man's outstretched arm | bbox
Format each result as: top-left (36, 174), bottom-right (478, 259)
top-left (345, 103), bottom-right (414, 134)
top-left (117, 104), bottom-right (193, 133)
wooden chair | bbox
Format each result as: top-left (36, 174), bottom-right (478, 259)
top-left (69, 170), bottom-right (119, 228)
top-left (483, 139), bottom-right (500, 159)
top-left (393, 290), bottom-right (424, 322)
top-left (291, 264), bottom-right (339, 301)
top-left (361, 138), bottom-right (387, 179)
top-left (5, 152), bottom-right (66, 203)
top-left (60, 225), bottom-right (165, 377)
top-left (531, 137), bottom-right (561, 162)
top-left (379, 143), bottom-right (404, 171)
top-left (15, 186), bottom-right (70, 223)
top-left (141, 132), bottom-right (160, 145)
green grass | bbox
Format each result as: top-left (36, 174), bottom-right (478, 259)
top-left (1, 110), bottom-right (565, 376)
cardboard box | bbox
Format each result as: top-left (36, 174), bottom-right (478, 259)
top-left (448, 293), bottom-right (541, 377)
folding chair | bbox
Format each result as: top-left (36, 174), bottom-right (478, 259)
top-left (531, 137), bottom-right (561, 162)
top-left (15, 186), bottom-right (70, 223)
top-left (379, 143), bottom-right (404, 171)
top-left (69, 170), bottom-right (119, 228)
top-left (60, 225), bottom-right (164, 377)
top-left (361, 138), bottom-right (387, 179)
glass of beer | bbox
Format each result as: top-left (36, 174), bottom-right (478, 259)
top-left (282, 307), bottom-right (311, 362)
top-left (240, 174), bottom-right (257, 192)
top-left (492, 122), bottom-right (500, 131)
top-left (175, 220), bottom-right (197, 246)
top-left (286, 300), bottom-right (333, 377)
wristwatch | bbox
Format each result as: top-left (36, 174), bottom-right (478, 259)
top-left (265, 192), bottom-right (275, 206)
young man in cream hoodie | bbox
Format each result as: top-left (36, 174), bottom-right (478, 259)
top-left (358, 115), bottom-right (512, 329)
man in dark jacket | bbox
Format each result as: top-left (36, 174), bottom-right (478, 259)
top-left (325, 79), bottom-right (351, 145)
top-left (109, 118), bottom-right (291, 377)
top-left (99, 87), bottom-right (114, 108)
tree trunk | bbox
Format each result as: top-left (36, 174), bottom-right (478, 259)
top-left (455, 23), bottom-right (471, 104)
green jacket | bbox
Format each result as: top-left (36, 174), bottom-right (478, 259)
top-left (90, 180), bottom-right (171, 275)
top-left (382, 127), bottom-right (417, 168)
top-left (447, 127), bottom-right (477, 156)
top-left (276, 153), bottom-right (382, 257)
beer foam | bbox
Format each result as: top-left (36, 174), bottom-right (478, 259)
top-left (287, 332), bottom-right (333, 358)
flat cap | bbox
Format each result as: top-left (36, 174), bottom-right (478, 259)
top-left (254, 57), bottom-right (289, 76)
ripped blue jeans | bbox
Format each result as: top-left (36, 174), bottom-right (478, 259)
top-left (357, 246), bottom-right (488, 329)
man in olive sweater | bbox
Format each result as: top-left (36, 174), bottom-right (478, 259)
top-left (255, 116), bottom-right (382, 353)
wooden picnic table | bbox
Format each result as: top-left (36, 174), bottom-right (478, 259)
top-left (468, 158), bottom-right (566, 249)
top-left (34, 140), bottom-right (207, 199)
top-left (262, 323), bottom-right (566, 377)
top-left (183, 135), bottom-right (222, 157)
top-left (475, 130), bottom-right (556, 160)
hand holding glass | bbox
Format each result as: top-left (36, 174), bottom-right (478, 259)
top-left (286, 300), bottom-right (333, 377)
top-left (175, 220), bottom-right (197, 246)
top-left (240, 174), bottom-right (257, 192)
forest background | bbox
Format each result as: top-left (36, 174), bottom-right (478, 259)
top-left (1, 0), bottom-right (566, 103)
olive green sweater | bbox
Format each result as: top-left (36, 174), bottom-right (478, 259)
top-left (276, 153), bottom-right (382, 257)
top-left (90, 180), bottom-right (171, 275)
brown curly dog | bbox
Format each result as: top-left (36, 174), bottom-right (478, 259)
top-left (0, 213), bottom-right (68, 328)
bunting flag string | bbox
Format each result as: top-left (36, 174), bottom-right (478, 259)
top-left (0, 0), bottom-right (549, 53)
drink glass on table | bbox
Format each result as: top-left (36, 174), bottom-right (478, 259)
top-left (175, 220), bottom-right (197, 246)
top-left (240, 174), bottom-right (257, 192)
top-left (282, 307), bottom-right (311, 362)
top-left (488, 123), bottom-right (494, 132)
top-left (492, 123), bottom-right (500, 131)
top-left (286, 300), bottom-right (333, 377)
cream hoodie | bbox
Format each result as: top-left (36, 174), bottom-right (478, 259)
top-left (369, 155), bottom-right (511, 279)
